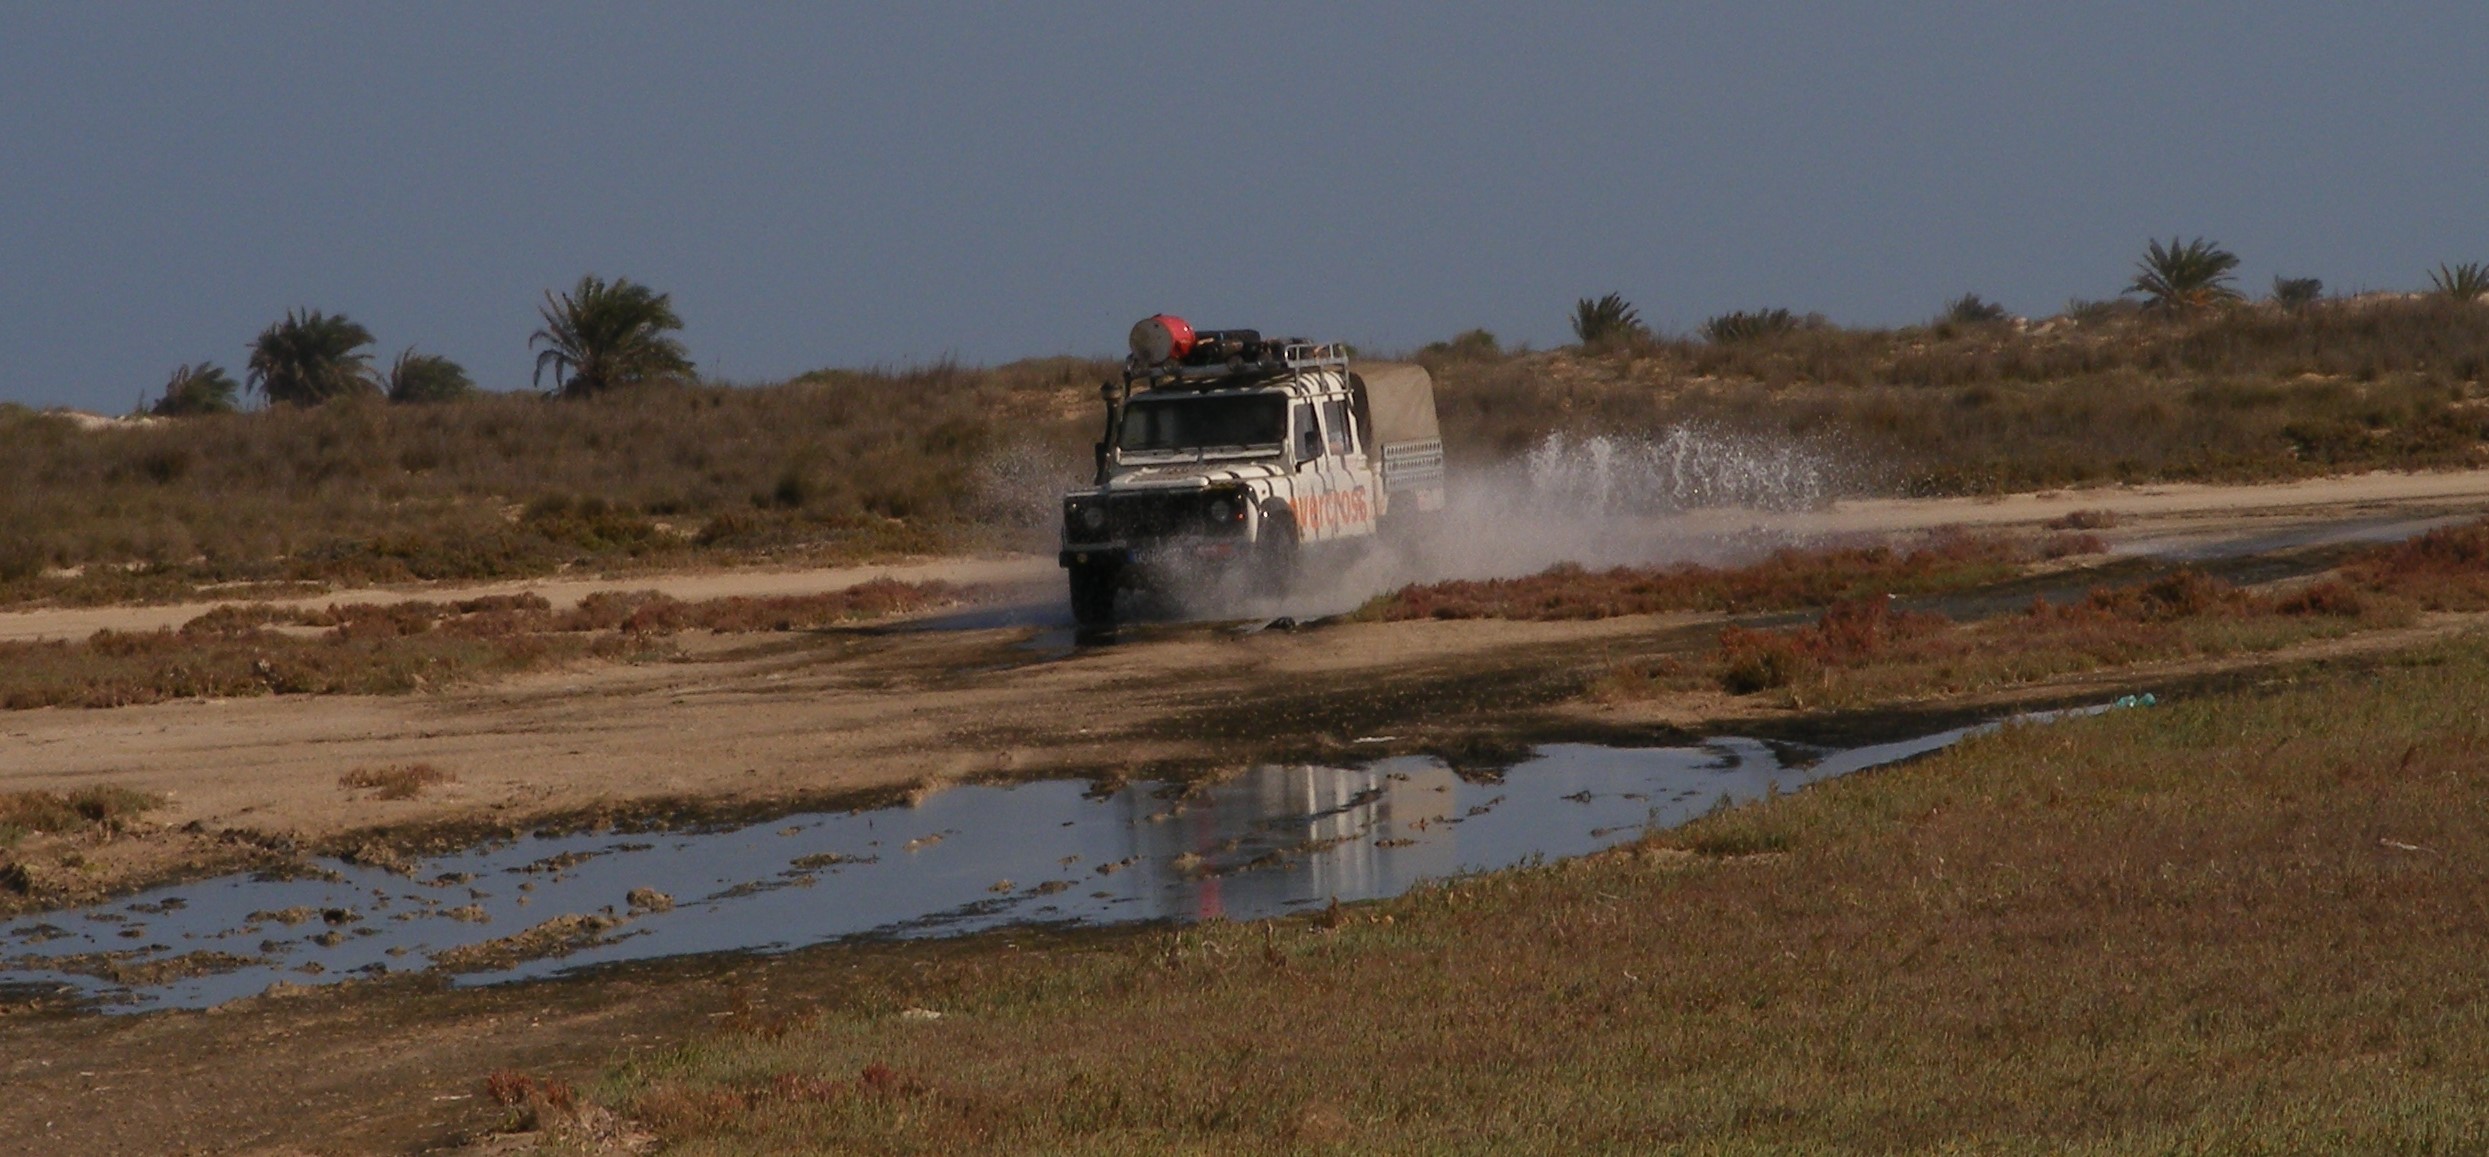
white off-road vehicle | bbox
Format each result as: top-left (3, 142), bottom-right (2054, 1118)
top-left (1059, 315), bottom-right (1446, 625)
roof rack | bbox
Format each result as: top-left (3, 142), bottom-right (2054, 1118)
top-left (1127, 341), bottom-right (1349, 390)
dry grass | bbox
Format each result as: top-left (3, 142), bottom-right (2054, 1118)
top-left (337, 763), bottom-right (455, 801)
top-left (1428, 295), bottom-right (2489, 491)
top-left (0, 787), bottom-right (164, 849)
top-left (580, 635), bottom-right (2489, 1152)
top-left (0, 580), bottom-right (973, 710)
top-left (1358, 530), bottom-right (2097, 622)
top-left (9, 297), bottom-right (2489, 610)
top-left (0, 624), bottom-right (625, 710)
top-left (0, 358), bottom-right (1100, 605)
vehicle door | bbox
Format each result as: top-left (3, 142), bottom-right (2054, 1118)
top-left (1318, 395), bottom-right (1378, 538)
top-left (1289, 396), bottom-right (1372, 542)
top-left (1287, 400), bottom-right (1332, 541)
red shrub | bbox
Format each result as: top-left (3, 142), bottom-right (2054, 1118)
top-left (2274, 579), bottom-right (2367, 617)
top-left (2343, 519), bottom-right (2489, 609)
top-left (1371, 534), bottom-right (2032, 623)
top-left (1716, 595), bottom-right (1953, 692)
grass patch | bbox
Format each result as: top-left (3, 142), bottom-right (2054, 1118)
top-left (0, 787), bottom-right (164, 848)
top-left (573, 634), bottom-right (2489, 1152)
top-left (1357, 529), bottom-right (2095, 622)
top-left (338, 763), bottom-right (455, 801)
top-left (0, 580), bottom-right (973, 710)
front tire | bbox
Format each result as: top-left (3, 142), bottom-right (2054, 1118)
top-left (1253, 513), bottom-right (1300, 598)
top-left (1069, 563), bottom-right (1118, 626)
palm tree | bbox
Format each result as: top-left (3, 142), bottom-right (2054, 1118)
top-left (2429, 262), bottom-right (2489, 303)
top-left (530, 275), bottom-right (694, 396)
top-left (148, 363), bottom-right (241, 416)
top-left (2126, 237), bottom-right (2242, 312)
top-left (247, 309), bottom-right (377, 405)
top-left (385, 348), bottom-right (475, 404)
top-left (1570, 293), bottom-right (1648, 348)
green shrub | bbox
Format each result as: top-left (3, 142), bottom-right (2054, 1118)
top-left (2271, 276), bottom-right (2324, 309)
top-left (1701, 308), bottom-right (1802, 343)
top-left (1420, 328), bottom-right (1503, 360)
top-left (1942, 294), bottom-right (2009, 326)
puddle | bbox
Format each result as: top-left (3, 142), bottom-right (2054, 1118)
top-left (0, 711), bottom-right (2098, 1012)
top-left (2123, 512), bottom-right (2475, 563)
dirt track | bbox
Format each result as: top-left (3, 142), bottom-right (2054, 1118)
top-left (9, 467), bottom-right (2489, 647)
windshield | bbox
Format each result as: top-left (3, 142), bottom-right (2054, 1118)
top-left (1117, 393), bottom-right (1286, 455)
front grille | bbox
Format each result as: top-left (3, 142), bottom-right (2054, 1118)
top-left (1110, 491), bottom-right (1213, 538)
top-left (1067, 489), bottom-right (1251, 545)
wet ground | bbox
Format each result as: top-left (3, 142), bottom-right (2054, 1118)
top-left (1, 715), bottom-right (2091, 1013)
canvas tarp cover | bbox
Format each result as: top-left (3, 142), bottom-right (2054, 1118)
top-left (1352, 362), bottom-right (1439, 450)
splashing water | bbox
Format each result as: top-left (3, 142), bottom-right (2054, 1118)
top-left (999, 424), bottom-right (1867, 622)
top-left (1522, 426), bottom-right (1855, 516)
top-left (1352, 425), bottom-right (1863, 587)
top-left (971, 439), bottom-right (1085, 531)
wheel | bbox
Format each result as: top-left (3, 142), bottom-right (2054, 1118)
top-left (1069, 563), bottom-right (1118, 626)
top-left (1253, 513), bottom-right (1300, 597)
top-left (1378, 509), bottom-right (1445, 579)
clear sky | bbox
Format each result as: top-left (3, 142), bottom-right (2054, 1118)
top-left (5, 3), bottom-right (2485, 411)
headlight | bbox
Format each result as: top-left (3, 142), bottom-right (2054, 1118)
top-left (1207, 498), bottom-right (1233, 523)
top-left (1079, 505), bottom-right (1106, 531)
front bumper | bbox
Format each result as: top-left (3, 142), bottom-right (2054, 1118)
top-left (1060, 545), bottom-right (1133, 568)
top-left (1060, 538), bottom-right (1250, 570)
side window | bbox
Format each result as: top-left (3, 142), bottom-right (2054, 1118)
top-left (1293, 402), bottom-right (1320, 462)
top-left (1321, 399), bottom-right (1353, 457)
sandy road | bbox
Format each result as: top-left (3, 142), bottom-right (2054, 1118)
top-left (11, 467), bottom-right (2489, 647)
top-left (1629, 467), bottom-right (2489, 572)
top-left (0, 553), bottom-right (1060, 644)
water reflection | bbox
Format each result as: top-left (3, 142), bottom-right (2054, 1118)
top-left (0, 719), bottom-right (2035, 1012)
